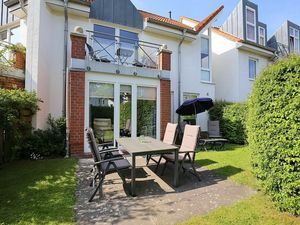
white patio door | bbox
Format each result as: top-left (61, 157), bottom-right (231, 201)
top-left (84, 74), bottom-right (160, 153)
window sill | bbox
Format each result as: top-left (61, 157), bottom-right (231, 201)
top-left (248, 78), bottom-right (255, 81)
top-left (200, 81), bottom-right (215, 85)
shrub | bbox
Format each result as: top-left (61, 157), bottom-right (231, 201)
top-left (0, 89), bottom-right (39, 163)
top-left (247, 55), bottom-right (300, 215)
top-left (222, 103), bottom-right (248, 144)
top-left (208, 101), bottom-right (248, 144)
top-left (22, 115), bottom-right (66, 158)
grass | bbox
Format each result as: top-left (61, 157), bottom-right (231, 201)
top-left (0, 159), bottom-right (78, 225)
top-left (195, 144), bottom-right (258, 188)
top-left (179, 144), bottom-right (300, 225)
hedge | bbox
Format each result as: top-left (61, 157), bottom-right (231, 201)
top-left (208, 101), bottom-right (248, 144)
top-left (0, 89), bottom-right (39, 163)
top-left (247, 55), bottom-right (300, 215)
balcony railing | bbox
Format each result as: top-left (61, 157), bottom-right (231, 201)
top-left (86, 30), bottom-right (162, 70)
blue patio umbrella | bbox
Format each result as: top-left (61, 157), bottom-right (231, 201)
top-left (176, 98), bottom-right (214, 116)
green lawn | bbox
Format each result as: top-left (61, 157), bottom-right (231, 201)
top-left (0, 159), bottom-right (78, 225)
top-left (180, 145), bottom-right (300, 225)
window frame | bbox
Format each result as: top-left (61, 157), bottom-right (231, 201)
top-left (289, 26), bottom-right (300, 53)
top-left (248, 58), bottom-right (258, 80)
top-left (200, 36), bottom-right (211, 83)
top-left (245, 6), bottom-right (257, 42)
top-left (258, 26), bottom-right (265, 46)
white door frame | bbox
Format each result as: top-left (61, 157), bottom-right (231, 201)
top-left (84, 72), bottom-right (160, 152)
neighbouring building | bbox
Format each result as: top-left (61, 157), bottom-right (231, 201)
top-left (1, 0), bottom-right (223, 156)
top-left (0, 0), bottom-right (26, 89)
top-left (267, 20), bottom-right (300, 58)
top-left (211, 0), bottom-right (275, 102)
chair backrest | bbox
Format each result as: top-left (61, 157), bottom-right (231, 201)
top-left (85, 128), bottom-right (101, 163)
top-left (86, 43), bottom-right (95, 59)
top-left (179, 125), bottom-right (200, 156)
top-left (163, 123), bottom-right (178, 145)
top-left (208, 120), bottom-right (221, 137)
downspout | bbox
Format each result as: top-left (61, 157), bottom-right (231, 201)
top-left (177, 29), bottom-right (186, 122)
top-left (63, 0), bottom-right (69, 158)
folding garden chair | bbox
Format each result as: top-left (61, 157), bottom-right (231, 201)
top-left (146, 123), bottom-right (178, 166)
top-left (156, 125), bottom-right (201, 181)
top-left (86, 128), bottom-right (130, 202)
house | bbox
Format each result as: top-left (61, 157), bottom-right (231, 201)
top-left (267, 20), bottom-right (300, 57)
top-left (0, 0), bottom-right (26, 89)
top-left (211, 0), bottom-right (275, 102)
top-left (1, 0), bottom-right (223, 156)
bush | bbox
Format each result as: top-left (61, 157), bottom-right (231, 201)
top-left (22, 115), bottom-right (66, 158)
top-left (247, 55), bottom-right (300, 215)
top-left (0, 89), bottom-right (39, 163)
top-left (208, 101), bottom-right (248, 144)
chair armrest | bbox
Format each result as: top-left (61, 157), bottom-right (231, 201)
top-left (99, 149), bottom-right (120, 154)
top-left (178, 150), bottom-right (195, 153)
top-left (94, 157), bottom-right (124, 165)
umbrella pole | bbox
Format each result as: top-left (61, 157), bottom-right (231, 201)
top-left (194, 104), bottom-right (196, 125)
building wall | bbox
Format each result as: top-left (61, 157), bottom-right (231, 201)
top-left (237, 49), bottom-right (269, 101)
top-left (212, 31), bottom-right (270, 103)
top-left (212, 31), bottom-right (239, 102)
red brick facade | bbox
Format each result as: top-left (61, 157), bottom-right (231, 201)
top-left (0, 75), bottom-right (24, 89)
top-left (70, 33), bottom-right (86, 59)
top-left (68, 33), bottom-right (86, 157)
top-left (159, 48), bottom-right (172, 140)
top-left (14, 52), bottom-right (26, 70)
top-left (68, 71), bottom-right (85, 157)
top-left (160, 79), bottom-right (171, 140)
top-left (159, 48), bottom-right (172, 71)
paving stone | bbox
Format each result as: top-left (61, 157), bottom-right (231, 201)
top-left (75, 157), bottom-right (256, 225)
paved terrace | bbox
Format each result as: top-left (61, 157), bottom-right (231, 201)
top-left (75, 157), bottom-right (256, 225)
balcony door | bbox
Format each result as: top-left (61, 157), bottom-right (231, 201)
top-left (85, 75), bottom-right (160, 152)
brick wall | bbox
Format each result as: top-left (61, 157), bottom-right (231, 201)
top-left (0, 75), bottom-right (24, 89)
top-left (68, 32), bottom-right (86, 157)
top-left (68, 71), bottom-right (85, 157)
top-left (159, 48), bottom-right (172, 140)
top-left (160, 79), bottom-right (171, 140)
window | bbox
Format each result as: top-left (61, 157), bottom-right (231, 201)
top-left (249, 59), bottom-right (257, 80)
top-left (120, 30), bottom-right (139, 64)
top-left (93, 24), bottom-right (116, 61)
top-left (137, 87), bottom-right (157, 138)
top-left (89, 82), bottom-right (115, 143)
top-left (0, 30), bottom-right (7, 41)
top-left (258, 27), bottom-right (265, 46)
top-left (182, 93), bottom-right (198, 124)
top-left (246, 7), bottom-right (256, 42)
top-left (289, 27), bottom-right (299, 54)
top-left (201, 37), bottom-right (210, 82)
top-left (10, 26), bottom-right (21, 44)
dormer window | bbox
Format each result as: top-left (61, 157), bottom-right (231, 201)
top-left (246, 7), bottom-right (256, 42)
top-left (289, 27), bottom-right (299, 53)
top-left (259, 27), bottom-right (265, 46)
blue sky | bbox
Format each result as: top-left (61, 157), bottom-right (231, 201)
top-left (131, 0), bottom-right (300, 38)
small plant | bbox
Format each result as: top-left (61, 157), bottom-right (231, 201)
top-left (6, 43), bottom-right (26, 54)
top-left (22, 115), bottom-right (66, 158)
top-left (208, 101), bottom-right (248, 144)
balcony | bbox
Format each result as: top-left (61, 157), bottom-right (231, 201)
top-left (69, 30), bottom-right (168, 80)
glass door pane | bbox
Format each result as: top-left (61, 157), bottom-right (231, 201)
top-left (137, 87), bottom-right (157, 138)
top-left (89, 82), bottom-right (114, 144)
top-left (120, 85), bottom-right (132, 137)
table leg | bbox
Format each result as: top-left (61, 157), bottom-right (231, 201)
top-left (174, 149), bottom-right (179, 187)
top-left (131, 155), bottom-right (136, 197)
